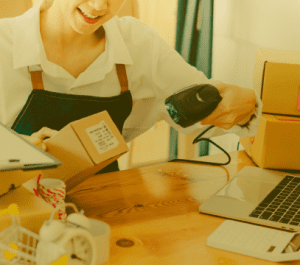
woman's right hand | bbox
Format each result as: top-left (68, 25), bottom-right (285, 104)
top-left (20, 127), bottom-right (58, 151)
top-left (200, 82), bottom-right (256, 130)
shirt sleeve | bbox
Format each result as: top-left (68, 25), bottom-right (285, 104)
top-left (150, 30), bottom-right (263, 139)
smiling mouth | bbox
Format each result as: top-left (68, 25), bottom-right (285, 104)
top-left (77, 8), bottom-right (101, 19)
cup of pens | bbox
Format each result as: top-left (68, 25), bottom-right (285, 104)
top-left (37, 177), bottom-right (67, 220)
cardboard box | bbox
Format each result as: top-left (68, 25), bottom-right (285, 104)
top-left (0, 186), bottom-right (57, 234)
top-left (241, 48), bottom-right (300, 170)
top-left (41, 111), bottom-right (129, 192)
top-left (240, 114), bottom-right (300, 170)
top-left (253, 48), bottom-right (300, 117)
top-left (0, 169), bottom-right (43, 199)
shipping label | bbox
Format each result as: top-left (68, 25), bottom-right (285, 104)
top-left (86, 121), bottom-right (119, 154)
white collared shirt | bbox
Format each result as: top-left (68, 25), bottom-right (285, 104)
top-left (0, 0), bottom-right (262, 143)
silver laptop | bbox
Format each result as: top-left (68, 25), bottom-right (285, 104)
top-left (199, 166), bottom-right (300, 231)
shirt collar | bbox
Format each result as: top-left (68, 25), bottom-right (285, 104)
top-left (12, 0), bottom-right (134, 77)
top-left (12, 0), bottom-right (43, 70)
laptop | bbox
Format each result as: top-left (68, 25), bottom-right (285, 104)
top-left (199, 166), bottom-right (300, 231)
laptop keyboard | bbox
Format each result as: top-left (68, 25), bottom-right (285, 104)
top-left (249, 175), bottom-right (300, 226)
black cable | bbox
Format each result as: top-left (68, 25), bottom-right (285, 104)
top-left (169, 125), bottom-right (231, 166)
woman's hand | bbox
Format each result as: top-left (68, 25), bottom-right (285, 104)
top-left (20, 127), bottom-right (58, 151)
top-left (200, 82), bottom-right (256, 130)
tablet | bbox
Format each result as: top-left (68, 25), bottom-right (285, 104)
top-left (0, 122), bottom-right (61, 171)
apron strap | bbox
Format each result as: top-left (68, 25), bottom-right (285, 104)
top-left (28, 64), bottom-right (129, 93)
top-left (116, 64), bottom-right (129, 93)
top-left (27, 66), bottom-right (44, 90)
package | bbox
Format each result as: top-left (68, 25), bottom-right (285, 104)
top-left (241, 114), bottom-right (300, 170)
top-left (253, 48), bottom-right (300, 117)
top-left (0, 186), bottom-right (57, 234)
top-left (41, 111), bottom-right (129, 192)
top-left (241, 48), bottom-right (300, 170)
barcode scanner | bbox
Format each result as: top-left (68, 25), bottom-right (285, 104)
top-left (165, 84), bottom-right (222, 128)
top-left (165, 84), bottom-right (231, 166)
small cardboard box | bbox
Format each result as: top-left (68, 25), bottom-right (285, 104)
top-left (240, 114), bottom-right (300, 170)
top-left (41, 111), bottom-right (129, 192)
top-left (253, 48), bottom-right (300, 117)
top-left (0, 186), bottom-right (57, 234)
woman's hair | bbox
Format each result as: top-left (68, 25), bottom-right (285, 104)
top-left (40, 0), bottom-right (54, 12)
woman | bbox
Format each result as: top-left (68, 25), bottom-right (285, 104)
top-left (0, 0), bottom-right (262, 174)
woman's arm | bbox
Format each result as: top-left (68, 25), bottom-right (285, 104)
top-left (149, 29), bottom-right (262, 138)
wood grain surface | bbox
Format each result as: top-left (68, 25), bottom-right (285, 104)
top-left (65, 151), bottom-right (300, 264)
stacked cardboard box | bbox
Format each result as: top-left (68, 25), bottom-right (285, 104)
top-left (240, 48), bottom-right (300, 170)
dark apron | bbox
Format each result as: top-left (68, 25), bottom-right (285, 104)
top-left (12, 64), bottom-right (132, 174)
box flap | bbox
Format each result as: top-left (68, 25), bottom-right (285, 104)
top-left (70, 111), bottom-right (129, 165)
top-left (263, 114), bottom-right (300, 123)
top-left (65, 153), bottom-right (125, 193)
top-left (273, 115), bottom-right (300, 123)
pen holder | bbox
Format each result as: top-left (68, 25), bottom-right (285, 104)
top-left (37, 178), bottom-right (67, 220)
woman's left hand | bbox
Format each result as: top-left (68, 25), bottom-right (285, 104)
top-left (200, 82), bottom-right (256, 130)
top-left (20, 127), bottom-right (58, 151)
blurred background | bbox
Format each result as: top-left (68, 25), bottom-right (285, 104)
top-left (2, 0), bottom-right (300, 170)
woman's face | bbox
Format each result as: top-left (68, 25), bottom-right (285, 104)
top-left (56, 0), bottom-right (126, 35)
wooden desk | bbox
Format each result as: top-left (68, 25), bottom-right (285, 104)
top-left (65, 151), bottom-right (300, 265)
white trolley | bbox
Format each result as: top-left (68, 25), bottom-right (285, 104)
top-left (0, 204), bottom-right (40, 264)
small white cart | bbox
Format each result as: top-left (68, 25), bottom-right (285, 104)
top-left (0, 204), bottom-right (42, 264)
